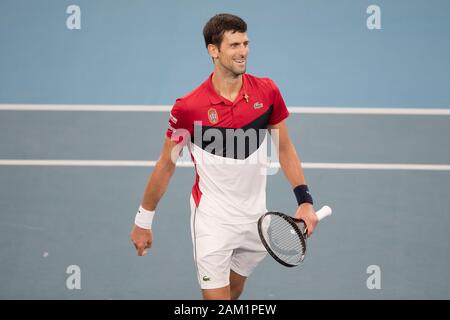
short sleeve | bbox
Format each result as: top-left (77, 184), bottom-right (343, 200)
top-left (165, 99), bottom-right (192, 145)
top-left (268, 79), bottom-right (289, 125)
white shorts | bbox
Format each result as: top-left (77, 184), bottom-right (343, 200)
top-left (190, 197), bottom-right (267, 289)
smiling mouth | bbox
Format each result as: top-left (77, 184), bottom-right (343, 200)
top-left (234, 59), bottom-right (246, 65)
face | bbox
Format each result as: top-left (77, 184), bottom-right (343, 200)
top-left (210, 31), bottom-right (249, 76)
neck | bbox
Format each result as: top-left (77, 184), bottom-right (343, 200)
top-left (211, 66), bottom-right (243, 101)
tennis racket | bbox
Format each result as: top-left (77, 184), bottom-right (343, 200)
top-left (257, 205), bottom-right (332, 267)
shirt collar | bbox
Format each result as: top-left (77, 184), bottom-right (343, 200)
top-left (205, 72), bottom-right (249, 105)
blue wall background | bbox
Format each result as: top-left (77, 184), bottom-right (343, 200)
top-left (1, 0), bottom-right (450, 107)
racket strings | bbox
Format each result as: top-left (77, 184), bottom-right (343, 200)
top-left (263, 215), bottom-right (306, 265)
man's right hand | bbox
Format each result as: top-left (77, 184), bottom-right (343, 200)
top-left (130, 225), bottom-right (153, 256)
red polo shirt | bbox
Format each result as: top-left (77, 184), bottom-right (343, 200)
top-left (166, 73), bottom-right (289, 223)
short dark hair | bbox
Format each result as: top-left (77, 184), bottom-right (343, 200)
top-left (203, 14), bottom-right (247, 49)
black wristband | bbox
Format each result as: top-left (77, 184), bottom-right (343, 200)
top-left (293, 184), bottom-right (313, 206)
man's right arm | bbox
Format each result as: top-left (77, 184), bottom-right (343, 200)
top-left (140, 137), bottom-right (180, 211)
top-left (130, 137), bottom-right (181, 256)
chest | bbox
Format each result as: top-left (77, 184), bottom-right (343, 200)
top-left (197, 93), bottom-right (273, 129)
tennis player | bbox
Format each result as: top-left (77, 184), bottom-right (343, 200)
top-left (130, 13), bottom-right (318, 300)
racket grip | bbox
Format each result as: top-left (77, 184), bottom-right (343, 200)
top-left (316, 205), bottom-right (332, 221)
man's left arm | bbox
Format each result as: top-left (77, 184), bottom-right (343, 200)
top-left (268, 120), bottom-right (318, 236)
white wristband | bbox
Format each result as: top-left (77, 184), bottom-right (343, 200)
top-left (134, 206), bottom-right (155, 230)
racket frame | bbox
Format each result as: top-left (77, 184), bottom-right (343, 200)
top-left (257, 211), bottom-right (307, 267)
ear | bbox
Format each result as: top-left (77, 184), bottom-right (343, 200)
top-left (207, 44), bottom-right (219, 60)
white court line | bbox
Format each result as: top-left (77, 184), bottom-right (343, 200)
top-left (0, 104), bottom-right (172, 112)
top-left (0, 159), bottom-right (449, 171)
top-left (1, 104), bottom-right (450, 115)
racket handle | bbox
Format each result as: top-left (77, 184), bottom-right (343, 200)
top-left (316, 205), bottom-right (332, 221)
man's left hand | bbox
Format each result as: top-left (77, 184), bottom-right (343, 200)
top-left (294, 203), bottom-right (318, 237)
